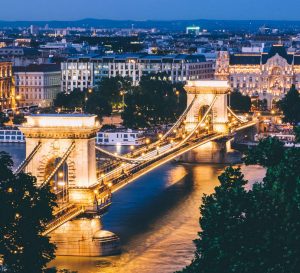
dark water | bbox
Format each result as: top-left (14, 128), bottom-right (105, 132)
top-left (0, 143), bottom-right (265, 273)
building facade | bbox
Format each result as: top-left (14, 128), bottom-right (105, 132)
top-left (215, 45), bottom-right (300, 108)
top-left (0, 60), bottom-right (15, 111)
top-left (61, 54), bottom-right (214, 92)
top-left (14, 64), bottom-right (61, 108)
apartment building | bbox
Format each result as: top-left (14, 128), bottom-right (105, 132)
top-left (14, 64), bottom-right (61, 108)
top-left (61, 54), bottom-right (214, 92)
top-left (0, 60), bottom-right (15, 111)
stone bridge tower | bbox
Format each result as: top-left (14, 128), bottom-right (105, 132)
top-left (184, 80), bottom-right (230, 133)
top-left (19, 114), bottom-right (100, 210)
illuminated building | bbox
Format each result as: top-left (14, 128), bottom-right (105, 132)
top-left (61, 54), bottom-right (214, 91)
top-left (14, 64), bottom-right (61, 108)
top-left (0, 60), bottom-right (15, 111)
top-left (186, 26), bottom-right (200, 35)
top-left (215, 44), bottom-right (300, 108)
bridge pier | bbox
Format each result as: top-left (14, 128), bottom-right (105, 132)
top-left (50, 217), bottom-right (120, 257)
top-left (177, 139), bottom-right (240, 164)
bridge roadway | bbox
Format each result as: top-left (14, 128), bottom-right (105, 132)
top-left (42, 120), bottom-right (256, 235)
top-left (91, 120), bottom-right (257, 195)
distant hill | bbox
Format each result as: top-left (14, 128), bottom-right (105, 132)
top-left (1, 18), bottom-right (300, 31)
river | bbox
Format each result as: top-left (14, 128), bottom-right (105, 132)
top-left (0, 143), bottom-right (265, 273)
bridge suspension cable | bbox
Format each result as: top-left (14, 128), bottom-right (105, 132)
top-left (95, 95), bottom-right (198, 163)
top-left (14, 141), bottom-right (42, 174)
top-left (95, 95), bottom-right (218, 164)
top-left (160, 95), bottom-right (198, 141)
top-left (177, 95), bottom-right (218, 146)
top-left (95, 145), bottom-right (146, 163)
top-left (40, 141), bottom-right (75, 188)
top-left (227, 106), bottom-right (247, 123)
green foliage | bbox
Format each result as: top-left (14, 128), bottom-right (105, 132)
top-left (0, 112), bottom-right (9, 127)
top-left (229, 89), bottom-right (251, 112)
top-left (54, 89), bottom-right (86, 109)
top-left (177, 138), bottom-right (300, 273)
top-left (85, 91), bottom-right (112, 118)
top-left (295, 126), bottom-right (300, 143)
top-left (243, 136), bottom-right (285, 167)
top-left (122, 73), bottom-right (186, 128)
top-left (252, 98), bottom-right (268, 111)
top-left (278, 84), bottom-right (300, 124)
top-left (0, 152), bottom-right (57, 273)
top-left (12, 114), bottom-right (26, 125)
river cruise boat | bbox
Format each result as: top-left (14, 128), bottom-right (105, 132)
top-left (96, 129), bottom-right (145, 146)
top-left (0, 127), bottom-right (145, 146)
top-left (0, 127), bottom-right (25, 143)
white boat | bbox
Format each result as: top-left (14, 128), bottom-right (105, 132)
top-left (96, 129), bottom-right (145, 146)
top-left (0, 128), bottom-right (25, 143)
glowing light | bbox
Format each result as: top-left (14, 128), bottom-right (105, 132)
top-left (57, 181), bottom-right (66, 187)
top-left (7, 188), bottom-right (13, 193)
top-left (145, 138), bottom-right (150, 144)
top-left (271, 110), bottom-right (275, 114)
top-left (94, 190), bottom-right (98, 194)
top-left (108, 182), bottom-right (113, 187)
top-left (58, 172), bottom-right (63, 178)
top-left (158, 133), bottom-right (163, 139)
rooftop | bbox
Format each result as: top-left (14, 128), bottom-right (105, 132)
top-left (229, 45), bottom-right (299, 65)
top-left (14, 64), bottom-right (61, 73)
top-left (22, 114), bottom-right (100, 129)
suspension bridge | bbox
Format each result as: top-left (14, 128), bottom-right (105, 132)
top-left (16, 80), bottom-right (257, 256)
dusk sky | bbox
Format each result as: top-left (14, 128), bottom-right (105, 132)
top-left (1, 0), bottom-right (300, 21)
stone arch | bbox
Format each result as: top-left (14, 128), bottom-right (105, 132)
top-left (37, 140), bottom-right (76, 187)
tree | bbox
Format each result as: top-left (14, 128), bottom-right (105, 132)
top-left (54, 89), bottom-right (85, 110)
top-left (12, 114), bottom-right (26, 125)
top-left (278, 84), bottom-right (300, 124)
top-left (85, 91), bottom-right (112, 118)
top-left (0, 152), bottom-right (57, 273)
top-left (177, 138), bottom-right (300, 273)
top-left (0, 112), bottom-right (9, 127)
top-left (229, 89), bottom-right (251, 112)
top-left (295, 126), bottom-right (300, 143)
top-left (122, 73), bottom-right (186, 128)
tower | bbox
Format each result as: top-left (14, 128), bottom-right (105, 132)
top-left (184, 80), bottom-right (230, 133)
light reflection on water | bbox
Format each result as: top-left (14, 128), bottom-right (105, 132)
top-left (52, 163), bottom-right (265, 273)
top-left (0, 143), bottom-right (266, 273)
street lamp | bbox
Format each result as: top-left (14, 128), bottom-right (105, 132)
top-left (58, 181), bottom-right (66, 203)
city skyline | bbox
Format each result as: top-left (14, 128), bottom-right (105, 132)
top-left (1, 0), bottom-right (300, 21)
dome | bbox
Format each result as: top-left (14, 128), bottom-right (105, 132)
top-left (93, 230), bottom-right (119, 242)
